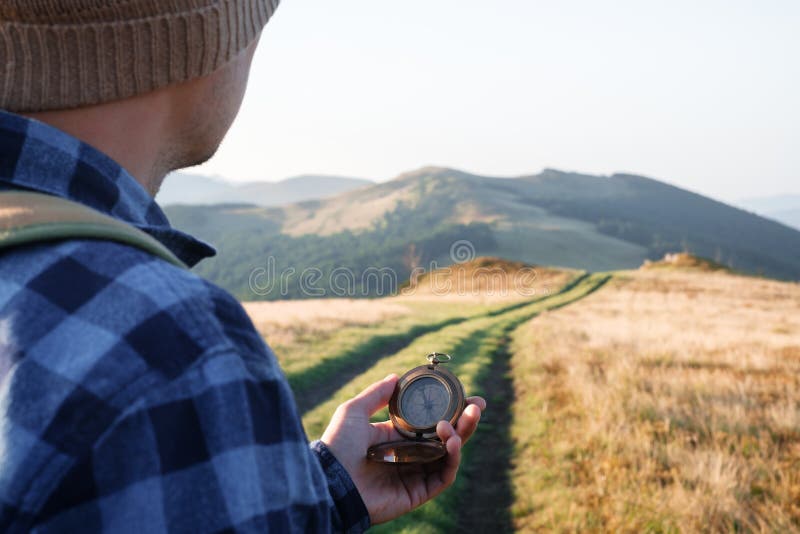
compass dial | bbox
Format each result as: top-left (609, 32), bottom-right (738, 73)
top-left (400, 377), bottom-right (450, 428)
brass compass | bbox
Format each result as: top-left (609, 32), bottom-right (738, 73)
top-left (367, 353), bottom-right (466, 463)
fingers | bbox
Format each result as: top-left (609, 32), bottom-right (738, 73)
top-left (393, 422), bottom-right (461, 504)
top-left (434, 421), bottom-right (461, 489)
top-left (344, 374), bottom-right (398, 418)
top-left (456, 396), bottom-right (486, 445)
top-left (467, 396), bottom-right (487, 411)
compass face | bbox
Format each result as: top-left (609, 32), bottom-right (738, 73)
top-left (400, 376), bottom-right (450, 428)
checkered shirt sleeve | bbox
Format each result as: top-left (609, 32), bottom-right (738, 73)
top-left (0, 241), bottom-right (370, 533)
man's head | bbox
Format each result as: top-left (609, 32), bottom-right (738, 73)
top-left (0, 0), bottom-right (280, 193)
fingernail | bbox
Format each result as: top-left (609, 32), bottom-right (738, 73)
top-left (384, 374), bottom-right (396, 382)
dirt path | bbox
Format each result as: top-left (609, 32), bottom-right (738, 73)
top-left (455, 274), bottom-right (611, 533)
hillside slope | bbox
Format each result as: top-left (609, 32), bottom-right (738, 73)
top-left (166, 167), bottom-right (800, 299)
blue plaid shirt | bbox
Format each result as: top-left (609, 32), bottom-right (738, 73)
top-left (0, 110), bottom-right (370, 533)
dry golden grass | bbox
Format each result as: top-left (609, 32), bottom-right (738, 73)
top-left (243, 298), bottom-right (412, 346)
top-left (398, 257), bottom-right (575, 302)
top-left (641, 251), bottom-right (730, 273)
top-left (510, 269), bottom-right (800, 532)
top-left (243, 259), bottom-right (576, 350)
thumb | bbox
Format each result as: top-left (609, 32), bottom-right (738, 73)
top-left (346, 374), bottom-right (398, 417)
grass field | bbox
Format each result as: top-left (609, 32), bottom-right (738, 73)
top-left (244, 261), bottom-right (800, 533)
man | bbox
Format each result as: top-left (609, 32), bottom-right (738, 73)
top-left (0, 1), bottom-right (485, 532)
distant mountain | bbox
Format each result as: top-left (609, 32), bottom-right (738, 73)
top-left (766, 209), bottom-right (800, 231)
top-left (738, 194), bottom-right (800, 213)
top-left (155, 172), bottom-right (373, 206)
top-left (737, 194), bottom-right (800, 231)
top-left (166, 166), bottom-right (800, 299)
top-left (155, 173), bottom-right (233, 204)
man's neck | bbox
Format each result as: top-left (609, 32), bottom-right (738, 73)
top-left (24, 93), bottom-right (174, 197)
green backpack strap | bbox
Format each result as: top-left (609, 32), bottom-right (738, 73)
top-left (0, 191), bottom-right (188, 269)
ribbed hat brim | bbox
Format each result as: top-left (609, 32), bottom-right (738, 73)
top-left (0, 0), bottom-right (279, 112)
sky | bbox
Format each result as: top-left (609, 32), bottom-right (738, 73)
top-left (189, 0), bottom-right (800, 203)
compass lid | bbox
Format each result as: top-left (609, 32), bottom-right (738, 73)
top-left (366, 440), bottom-right (447, 464)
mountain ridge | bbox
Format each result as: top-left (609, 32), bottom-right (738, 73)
top-left (165, 166), bottom-right (800, 299)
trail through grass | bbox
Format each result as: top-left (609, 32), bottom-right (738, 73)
top-left (287, 278), bottom-right (588, 414)
top-left (300, 274), bottom-right (610, 533)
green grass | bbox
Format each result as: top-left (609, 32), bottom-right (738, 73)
top-left (274, 300), bottom-right (498, 379)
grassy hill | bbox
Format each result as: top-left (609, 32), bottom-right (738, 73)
top-left (165, 167), bottom-right (800, 299)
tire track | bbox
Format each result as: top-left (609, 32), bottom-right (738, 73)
top-left (456, 335), bottom-right (515, 533)
top-left (456, 274), bottom-right (611, 533)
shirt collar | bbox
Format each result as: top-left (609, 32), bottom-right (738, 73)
top-left (0, 109), bottom-right (216, 267)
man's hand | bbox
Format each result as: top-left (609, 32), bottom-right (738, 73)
top-left (320, 374), bottom-right (486, 525)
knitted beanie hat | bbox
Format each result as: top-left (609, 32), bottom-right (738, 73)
top-left (0, 0), bottom-right (280, 112)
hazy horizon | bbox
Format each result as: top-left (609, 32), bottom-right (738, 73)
top-left (188, 0), bottom-right (799, 203)
top-left (172, 166), bottom-right (796, 206)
